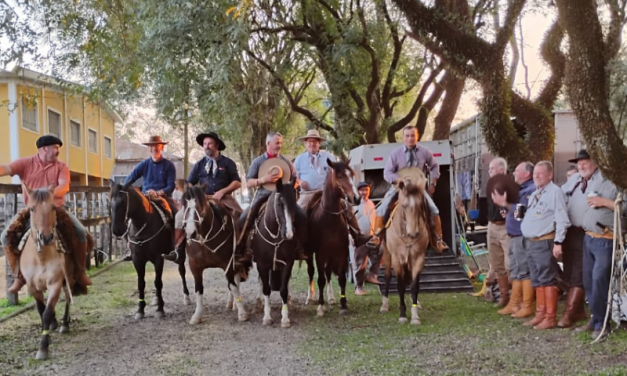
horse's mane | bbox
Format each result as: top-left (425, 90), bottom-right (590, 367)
top-left (182, 185), bottom-right (207, 209)
top-left (29, 188), bottom-right (54, 206)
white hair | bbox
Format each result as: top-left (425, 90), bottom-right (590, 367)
top-left (266, 131), bottom-right (283, 144)
top-left (491, 157), bottom-right (507, 172)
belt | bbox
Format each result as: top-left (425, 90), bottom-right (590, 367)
top-left (529, 232), bottom-right (555, 242)
top-left (585, 231), bottom-right (614, 240)
top-left (508, 234), bottom-right (521, 238)
top-left (490, 221), bottom-right (506, 225)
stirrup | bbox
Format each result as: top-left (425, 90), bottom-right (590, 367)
top-left (162, 250), bottom-right (179, 262)
top-left (366, 235), bottom-right (380, 248)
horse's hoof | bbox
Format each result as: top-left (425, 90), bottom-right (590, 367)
top-left (305, 298), bottom-right (313, 306)
top-left (134, 312), bottom-right (145, 320)
top-left (49, 319), bottom-right (58, 331)
top-left (281, 320), bottom-right (291, 328)
top-left (263, 318), bottom-right (273, 326)
top-left (380, 307), bottom-right (389, 314)
top-left (59, 325), bottom-right (69, 334)
top-left (150, 297), bottom-right (159, 306)
top-left (316, 306), bottom-right (325, 317)
top-left (339, 309), bottom-right (349, 316)
top-left (189, 316), bottom-right (201, 325)
top-left (183, 295), bottom-right (191, 306)
top-left (238, 312), bottom-right (249, 322)
top-left (399, 317), bottom-right (408, 324)
top-left (328, 299), bottom-right (336, 305)
top-left (155, 311), bottom-right (165, 319)
top-left (35, 350), bottom-right (48, 361)
top-left (411, 319), bottom-right (421, 326)
top-left (226, 301), bottom-right (234, 310)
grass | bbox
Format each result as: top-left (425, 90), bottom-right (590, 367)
top-left (0, 296), bottom-right (34, 317)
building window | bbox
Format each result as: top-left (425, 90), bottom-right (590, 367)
top-left (48, 110), bottom-right (61, 138)
top-left (70, 121), bottom-right (81, 147)
top-left (21, 97), bottom-right (38, 132)
top-left (104, 136), bottom-right (112, 158)
top-left (89, 129), bottom-right (97, 153)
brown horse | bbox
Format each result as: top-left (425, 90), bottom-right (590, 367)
top-left (305, 159), bottom-right (360, 316)
top-left (19, 185), bottom-right (85, 360)
top-left (379, 170), bottom-right (430, 325)
top-left (182, 186), bottom-right (250, 324)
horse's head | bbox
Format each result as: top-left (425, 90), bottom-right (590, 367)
top-left (109, 180), bottom-right (132, 237)
top-left (397, 175), bottom-right (427, 239)
top-left (24, 184), bottom-right (57, 246)
top-left (326, 159), bottom-right (360, 206)
top-left (273, 176), bottom-right (298, 240)
top-left (181, 186), bottom-right (209, 239)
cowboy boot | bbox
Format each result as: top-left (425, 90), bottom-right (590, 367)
top-left (495, 275), bottom-right (510, 307)
top-left (367, 216), bottom-right (385, 248)
top-left (431, 215), bottom-right (449, 253)
top-left (512, 279), bottom-right (535, 318)
top-left (235, 229), bottom-right (254, 265)
top-left (163, 228), bottom-right (186, 262)
top-left (557, 287), bottom-right (588, 328)
top-left (498, 279), bottom-right (521, 315)
top-left (534, 285), bottom-right (558, 330)
top-left (74, 241), bottom-right (93, 287)
top-left (523, 286), bottom-right (546, 326)
top-left (5, 245), bottom-right (25, 293)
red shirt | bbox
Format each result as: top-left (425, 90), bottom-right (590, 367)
top-left (9, 155), bottom-right (70, 207)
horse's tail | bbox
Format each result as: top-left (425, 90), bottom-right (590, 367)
top-left (61, 253), bottom-right (74, 304)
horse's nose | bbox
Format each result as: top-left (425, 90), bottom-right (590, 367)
top-left (40, 232), bottom-right (54, 245)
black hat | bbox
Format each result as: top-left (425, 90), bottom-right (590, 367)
top-left (357, 181), bottom-right (371, 190)
top-left (568, 149), bottom-right (590, 163)
top-left (196, 132), bottom-right (226, 151)
top-left (486, 174), bottom-right (519, 205)
top-left (36, 135), bottom-right (63, 149)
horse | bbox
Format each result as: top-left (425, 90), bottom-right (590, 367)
top-left (109, 181), bottom-right (190, 320)
top-left (305, 159), bottom-right (360, 316)
top-left (379, 171), bottom-right (430, 325)
top-left (181, 185), bottom-right (250, 325)
top-left (252, 177), bottom-right (299, 328)
top-left (19, 185), bottom-right (88, 360)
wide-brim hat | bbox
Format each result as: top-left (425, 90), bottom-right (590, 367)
top-left (142, 135), bottom-right (168, 146)
top-left (486, 174), bottom-right (519, 204)
top-left (298, 129), bottom-right (326, 142)
top-left (196, 132), bottom-right (226, 151)
top-left (396, 167), bottom-right (427, 187)
top-left (258, 158), bottom-right (291, 191)
top-left (568, 149), bottom-right (590, 163)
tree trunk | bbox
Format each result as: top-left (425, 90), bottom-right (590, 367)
top-left (433, 74), bottom-right (465, 140)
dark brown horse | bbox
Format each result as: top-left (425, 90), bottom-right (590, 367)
top-left (252, 177), bottom-right (299, 327)
top-left (182, 186), bottom-right (250, 324)
top-left (305, 159), bottom-right (360, 316)
top-left (109, 181), bottom-right (190, 320)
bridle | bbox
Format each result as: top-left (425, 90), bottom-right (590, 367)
top-left (117, 189), bottom-right (167, 246)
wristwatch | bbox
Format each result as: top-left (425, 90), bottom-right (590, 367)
top-left (554, 241), bottom-right (562, 245)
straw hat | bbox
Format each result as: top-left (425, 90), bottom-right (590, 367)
top-left (258, 158), bottom-right (292, 191)
top-left (142, 135), bottom-right (168, 146)
top-left (298, 129), bottom-right (326, 142)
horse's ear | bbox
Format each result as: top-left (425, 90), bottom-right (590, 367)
top-left (397, 180), bottom-right (405, 191)
top-left (346, 158), bottom-right (351, 165)
top-left (276, 178), bottom-right (284, 191)
top-left (326, 158), bottom-right (333, 168)
top-left (21, 183), bottom-right (32, 197)
top-left (201, 182), bottom-right (208, 192)
top-left (122, 182), bottom-right (131, 191)
top-left (290, 176), bottom-right (297, 187)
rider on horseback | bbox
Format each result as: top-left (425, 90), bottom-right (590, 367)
top-left (0, 135), bottom-right (92, 293)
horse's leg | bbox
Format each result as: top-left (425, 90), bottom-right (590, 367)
top-left (226, 288), bottom-right (234, 310)
top-left (133, 259), bottom-right (147, 320)
top-left (228, 272), bottom-right (249, 322)
top-left (189, 263), bottom-right (204, 325)
top-left (398, 268), bottom-right (408, 324)
top-left (178, 252), bottom-right (191, 306)
top-left (256, 274), bottom-right (264, 312)
top-left (316, 259), bottom-right (326, 317)
top-left (280, 265), bottom-right (292, 328)
top-left (410, 273), bottom-right (421, 325)
top-left (36, 283), bottom-right (62, 360)
top-left (305, 257), bottom-right (316, 305)
top-left (326, 264), bottom-right (336, 305)
top-left (338, 265), bottom-right (349, 315)
top-left (380, 246), bottom-right (392, 314)
top-left (260, 266), bottom-right (273, 326)
top-left (59, 285), bottom-right (71, 334)
top-left (154, 257), bottom-right (165, 319)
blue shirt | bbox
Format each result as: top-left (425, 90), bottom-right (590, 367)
top-left (506, 179), bottom-right (536, 236)
top-left (124, 158), bottom-right (176, 196)
top-left (293, 150), bottom-right (335, 191)
top-left (187, 154), bottom-right (241, 195)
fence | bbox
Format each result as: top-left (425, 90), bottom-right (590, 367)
top-left (1, 184), bottom-right (123, 305)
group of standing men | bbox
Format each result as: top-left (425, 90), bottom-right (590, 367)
top-left (490, 150), bottom-right (625, 339)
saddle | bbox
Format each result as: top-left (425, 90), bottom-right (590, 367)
top-left (305, 191), bottom-right (324, 218)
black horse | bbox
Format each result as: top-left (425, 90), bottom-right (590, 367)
top-left (109, 181), bottom-right (190, 319)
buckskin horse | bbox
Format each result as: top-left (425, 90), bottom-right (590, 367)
top-left (305, 159), bottom-right (360, 316)
top-left (182, 185), bottom-right (250, 325)
top-left (19, 185), bottom-right (91, 360)
top-left (252, 177), bottom-right (299, 328)
top-left (109, 181), bottom-right (190, 320)
top-left (379, 168), bottom-right (430, 325)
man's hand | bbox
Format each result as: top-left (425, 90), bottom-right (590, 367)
top-left (491, 190), bottom-right (508, 207)
top-left (213, 189), bottom-right (225, 201)
top-left (588, 196), bottom-right (612, 209)
top-left (300, 181), bottom-right (310, 191)
top-left (428, 184), bottom-right (436, 195)
top-left (552, 244), bottom-right (563, 259)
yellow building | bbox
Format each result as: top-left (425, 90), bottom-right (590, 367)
top-left (0, 67), bottom-right (121, 186)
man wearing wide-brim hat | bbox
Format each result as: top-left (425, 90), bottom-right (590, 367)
top-left (164, 131), bottom-right (242, 262)
top-left (293, 129), bottom-right (335, 209)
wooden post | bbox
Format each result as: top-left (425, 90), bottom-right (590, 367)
top-left (3, 190), bottom-right (20, 305)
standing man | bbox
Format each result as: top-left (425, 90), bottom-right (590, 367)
top-left (557, 150), bottom-right (593, 328)
top-left (0, 135), bottom-right (92, 292)
top-left (164, 131), bottom-right (243, 262)
top-left (493, 162), bottom-right (536, 317)
top-left (486, 158), bottom-right (511, 307)
top-left (293, 129), bottom-right (335, 208)
top-left (368, 125), bottom-right (448, 253)
top-left (520, 161), bottom-right (570, 330)
top-left (350, 182), bottom-right (377, 294)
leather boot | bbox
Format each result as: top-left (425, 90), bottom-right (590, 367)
top-left (163, 228), bottom-right (186, 262)
top-left (235, 229), bottom-right (254, 266)
top-left (74, 241), bottom-right (93, 287)
top-left (498, 279), bottom-right (521, 314)
top-left (5, 245), bottom-right (25, 293)
top-left (534, 285), bottom-right (558, 329)
top-left (366, 216), bottom-right (385, 248)
top-left (431, 215), bottom-right (449, 253)
top-left (557, 287), bottom-right (588, 328)
top-left (495, 275), bottom-right (510, 307)
top-left (523, 286), bottom-right (546, 326)
top-left (512, 279), bottom-right (535, 318)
